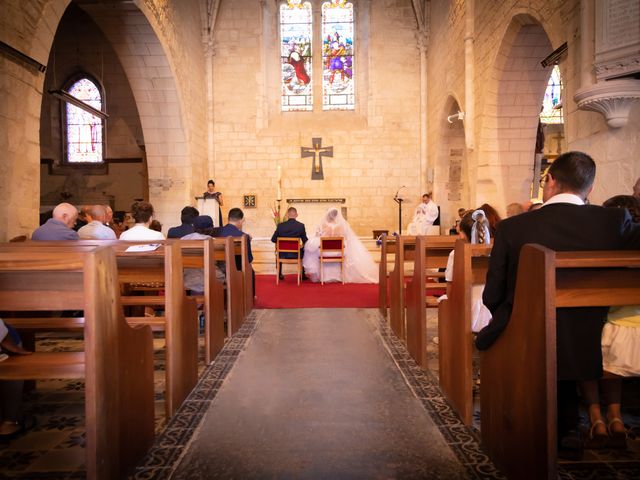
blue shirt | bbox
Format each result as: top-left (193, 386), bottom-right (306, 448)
top-left (32, 218), bottom-right (79, 241)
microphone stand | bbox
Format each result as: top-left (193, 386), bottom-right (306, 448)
top-left (393, 194), bottom-right (404, 234)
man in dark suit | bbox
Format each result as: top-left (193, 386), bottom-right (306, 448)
top-left (271, 207), bottom-right (308, 280)
top-left (477, 151), bottom-right (640, 457)
top-left (167, 206), bottom-right (199, 239)
top-left (218, 208), bottom-right (254, 295)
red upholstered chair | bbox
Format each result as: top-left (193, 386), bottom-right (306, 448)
top-left (275, 237), bottom-right (303, 285)
top-left (320, 237), bottom-right (344, 285)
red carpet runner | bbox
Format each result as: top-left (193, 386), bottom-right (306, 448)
top-left (255, 274), bottom-right (378, 308)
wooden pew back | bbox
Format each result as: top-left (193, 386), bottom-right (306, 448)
top-left (480, 245), bottom-right (640, 480)
top-left (0, 247), bottom-right (155, 480)
top-left (403, 235), bottom-right (457, 364)
top-left (0, 241), bottom-right (198, 418)
top-left (437, 240), bottom-right (491, 425)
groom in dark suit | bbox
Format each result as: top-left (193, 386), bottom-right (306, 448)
top-left (271, 207), bottom-right (308, 280)
top-left (477, 151), bottom-right (640, 457)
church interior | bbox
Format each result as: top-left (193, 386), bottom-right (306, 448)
top-left (1, 0), bottom-right (639, 478)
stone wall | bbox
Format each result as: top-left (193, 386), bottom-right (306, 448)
top-left (211, 0), bottom-right (423, 237)
top-left (428, 0), bottom-right (639, 223)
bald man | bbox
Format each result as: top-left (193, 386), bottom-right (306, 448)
top-left (32, 203), bottom-right (79, 241)
top-left (78, 205), bottom-right (117, 240)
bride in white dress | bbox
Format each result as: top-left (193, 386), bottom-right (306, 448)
top-left (303, 208), bottom-right (378, 283)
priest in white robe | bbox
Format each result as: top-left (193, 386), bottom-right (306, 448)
top-left (407, 193), bottom-right (439, 235)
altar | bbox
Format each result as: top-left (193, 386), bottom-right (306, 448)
top-left (285, 198), bottom-right (347, 230)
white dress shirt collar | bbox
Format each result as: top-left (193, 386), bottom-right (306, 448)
top-left (543, 193), bottom-right (585, 207)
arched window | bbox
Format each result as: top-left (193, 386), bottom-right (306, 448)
top-left (322, 0), bottom-right (354, 110)
top-left (280, 1), bottom-right (313, 111)
top-left (540, 65), bottom-right (563, 124)
top-left (65, 77), bottom-right (104, 163)
top-left (279, 0), bottom-right (355, 112)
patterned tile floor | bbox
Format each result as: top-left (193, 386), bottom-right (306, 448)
top-left (1, 309), bottom-right (639, 479)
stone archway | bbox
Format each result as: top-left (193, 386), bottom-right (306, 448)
top-left (434, 96), bottom-right (468, 231)
top-left (477, 14), bottom-right (554, 212)
top-left (0, 0), bottom-right (71, 240)
top-left (64, 1), bottom-right (195, 226)
top-left (0, 0), bottom-right (205, 240)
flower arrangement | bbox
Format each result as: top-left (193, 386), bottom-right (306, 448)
top-left (271, 201), bottom-right (282, 226)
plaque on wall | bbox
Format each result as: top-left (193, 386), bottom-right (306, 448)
top-left (595, 0), bottom-right (640, 80)
top-left (243, 194), bottom-right (257, 208)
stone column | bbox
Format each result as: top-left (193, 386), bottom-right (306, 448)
top-left (464, 0), bottom-right (475, 152)
top-left (204, 37), bottom-right (216, 178)
top-left (416, 30), bottom-right (429, 192)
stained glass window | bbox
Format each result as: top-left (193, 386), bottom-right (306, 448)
top-left (322, 1), bottom-right (354, 110)
top-left (280, 1), bottom-right (313, 112)
top-left (66, 77), bottom-right (104, 163)
top-left (540, 65), bottom-right (563, 124)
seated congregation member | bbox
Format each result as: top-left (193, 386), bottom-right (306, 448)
top-left (477, 151), bottom-right (640, 458)
top-left (442, 209), bottom-right (492, 333)
top-left (181, 215), bottom-right (225, 292)
top-left (149, 220), bottom-right (163, 233)
top-left (303, 207), bottom-right (378, 283)
top-left (168, 206), bottom-right (199, 238)
top-left (506, 202), bottom-right (525, 217)
top-left (579, 195), bottom-right (640, 449)
top-left (218, 208), bottom-right (254, 294)
top-left (0, 319), bottom-right (32, 440)
top-left (119, 201), bottom-right (165, 241)
top-left (77, 205), bottom-right (117, 240)
top-left (31, 202), bottom-right (79, 241)
top-left (271, 207), bottom-right (308, 280)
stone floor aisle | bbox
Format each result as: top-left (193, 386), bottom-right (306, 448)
top-left (169, 309), bottom-right (469, 479)
top-left (133, 308), bottom-right (503, 479)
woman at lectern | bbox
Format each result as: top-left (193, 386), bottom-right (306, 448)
top-left (203, 179), bottom-right (223, 227)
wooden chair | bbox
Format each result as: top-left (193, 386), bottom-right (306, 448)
top-left (320, 237), bottom-right (344, 285)
top-left (275, 237), bottom-right (303, 285)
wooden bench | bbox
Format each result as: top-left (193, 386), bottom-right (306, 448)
top-left (480, 245), bottom-right (640, 480)
top-left (402, 235), bottom-right (458, 366)
top-left (0, 241), bottom-right (198, 418)
top-left (389, 235), bottom-right (455, 341)
top-left (232, 235), bottom-right (254, 323)
top-left (0, 247), bottom-right (155, 479)
top-left (378, 233), bottom-right (395, 318)
top-left (436, 239), bottom-right (491, 425)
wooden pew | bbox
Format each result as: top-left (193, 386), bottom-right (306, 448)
top-left (480, 245), bottom-right (640, 480)
top-left (389, 235), bottom-right (455, 341)
top-left (378, 233), bottom-right (395, 318)
top-left (403, 235), bottom-right (457, 365)
top-left (0, 241), bottom-right (198, 418)
top-left (180, 237), bottom-right (228, 363)
top-left (436, 239), bottom-right (491, 425)
top-left (233, 235), bottom-right (254, 322)
top-left (0, 247), bottom-right (155, 480)
top-left (217, 237), bottom-right (246, 335)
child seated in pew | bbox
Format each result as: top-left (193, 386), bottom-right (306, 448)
top-left (0, 318), bottom-right (33, 439)
top-left (579, 195), bottom-right (640, 449)
top-left (439, 209), bottom-right (493, 333)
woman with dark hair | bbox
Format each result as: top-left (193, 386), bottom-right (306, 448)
top-left (119, 201), bottom-right (165, 240)
top-left (204, 180), bottom-right (224, 227)
top-left (477, 203), bottom-right (502, 237)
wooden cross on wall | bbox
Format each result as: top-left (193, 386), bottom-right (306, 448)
top-left (301, 137), bottom-right (333, 180)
